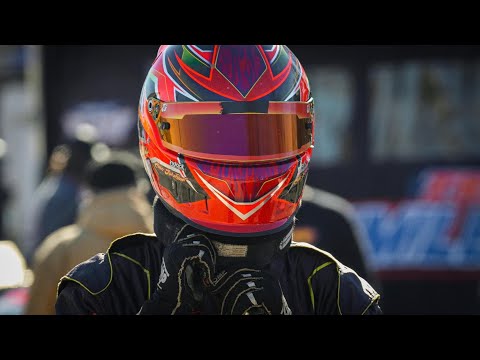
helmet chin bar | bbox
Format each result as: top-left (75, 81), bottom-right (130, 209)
top-left (153, 196), bottom-right (295, 269)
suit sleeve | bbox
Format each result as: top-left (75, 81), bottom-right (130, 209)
top-left (361, 299), bottom-right (383, 315)
top-left (333, 262), bottom-right (382, 315)
top-left (307, 254), bottom-right (382, 315)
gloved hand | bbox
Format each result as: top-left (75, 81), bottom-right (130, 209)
top-left (211, 268), bottom-right (292, 315)
top-left (138, 234), bottom-right (216, 315)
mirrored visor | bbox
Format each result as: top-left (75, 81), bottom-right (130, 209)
top-left (155, 101), bottom-right (314, 162)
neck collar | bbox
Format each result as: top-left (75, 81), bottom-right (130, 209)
top-left (153, 197), bottom-right (293, 268)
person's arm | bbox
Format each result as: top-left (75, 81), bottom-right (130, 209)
top-left (290, 243), bottom-right (382, 315)
top-left (55, 252), bottom-right (113, 315)
top-left (55, 281), bottom-right (104, 315)
top-left (309, 260), bottom-right (382, 315)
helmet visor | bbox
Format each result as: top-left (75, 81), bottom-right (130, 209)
top-left (154, 100), bottom-right (314, 162)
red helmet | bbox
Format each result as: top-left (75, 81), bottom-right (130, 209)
top-left (138, 45), bottom-right (314, 237)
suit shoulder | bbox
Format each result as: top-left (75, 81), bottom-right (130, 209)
top-left (289, 241), bottom-right (381, 314)
top-left (108, 232), bottom-right (158, 254)
top-left (57, 252), bottom-right (111, 296)
top-left (335, 261), bottom-right (381, 314)
top-left (289, 241), bottom-right (339, 264)
top-left (57, 233), bottom-right (158, 296)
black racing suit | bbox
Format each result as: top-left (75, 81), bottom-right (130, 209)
top-left (55, 200), bottom-right (382, 315)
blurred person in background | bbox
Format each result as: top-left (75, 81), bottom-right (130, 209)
top-left (25, 150), bottom-right (153, 315)
top-left (22, 137), bottom-right (94, 265)
top-left (55, 45), bottom-right (381, 315)
top-left (295, 184), bottom-right (379, 288)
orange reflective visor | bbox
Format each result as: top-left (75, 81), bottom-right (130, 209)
top-left (151, 100), bottom-right (314, 162)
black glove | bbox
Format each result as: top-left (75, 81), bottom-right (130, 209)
top-left (138, 234), bottom-right (216, 315)
top-left (211, 268), bottom-right (291, 315)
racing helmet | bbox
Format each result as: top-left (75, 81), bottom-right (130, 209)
top-left (138, 45), bottom-right (314, 237)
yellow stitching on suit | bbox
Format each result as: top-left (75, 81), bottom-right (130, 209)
top-left (336, 267), bottom-right (342, 315)
top-left (58, 234), bottom-right (156, 297)
top-left (307, 261), bottom-right (333, 312)
top-left (112, 252), bottom-right (152, 301)
top-left (59, 252), bottom-right (113, 295)
top-left (361, 294), bottom-right (381, 315)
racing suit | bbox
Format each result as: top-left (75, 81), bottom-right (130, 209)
top-left (55, 199), bottom-right (382, 315)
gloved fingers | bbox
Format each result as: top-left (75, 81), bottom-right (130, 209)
top-left (211, 268), bottom-right (291, 315)
top-left (141, 235), bottom-right (217, 315)
top-left (210, 268), bottom-right (268, 315)
top-left (176, 234), bottom-right (217, 268)
top-left (182, 257), bottom-right (215, 301)
top-left (222, 281), bottom-right (271, 315)
top-left (211, 268), bottom-right (262, 293)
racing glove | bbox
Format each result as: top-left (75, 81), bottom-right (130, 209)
top-left (211, 268), bottom-right (292, 315)
top-left (138, 234), bottom-right (216, 315)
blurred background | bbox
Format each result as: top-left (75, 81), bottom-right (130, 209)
top-left (0, 45), bottom-right (479, 314)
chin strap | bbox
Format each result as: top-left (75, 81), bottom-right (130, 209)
top-left (153, 196), bottom-right (294, 269)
